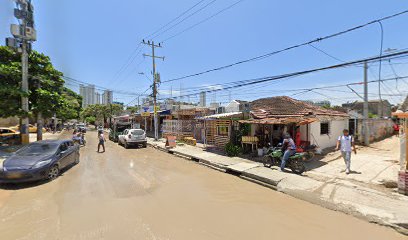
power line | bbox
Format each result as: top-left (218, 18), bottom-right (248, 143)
top-left (160, 0), bottom-right (245, 43)
top-left (159, 50), bottom-right (408, 100)
top-left (63, 76), bottom-right (149, 96)
top-left (161, 9), bottom-right (408, 84)
top-left (144, 0), bottom-right (207, 40)
top-left (150, 0), bottom-right (218, 40)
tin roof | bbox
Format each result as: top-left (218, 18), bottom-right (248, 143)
top-left (197, 112), bottom-right (243, 120)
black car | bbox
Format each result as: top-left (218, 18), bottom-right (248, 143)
top-left (0, 140), bottom-right (80, 183)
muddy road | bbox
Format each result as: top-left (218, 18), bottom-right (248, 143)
top-left (0, 132), bottom-right (405, 240)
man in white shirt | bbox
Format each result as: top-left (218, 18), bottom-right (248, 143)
top-left (335, 129), bottom-right (357, 174)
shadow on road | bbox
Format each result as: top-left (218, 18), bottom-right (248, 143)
top-left (0, 163), bottom-right (77, 190)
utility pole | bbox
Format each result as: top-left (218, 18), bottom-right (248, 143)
top-left (363, 62), bottom-right (370, 146)
top-left (142, 40), bottom-right (164, 141)
top-left (7, 0), bottom-right (37, 144)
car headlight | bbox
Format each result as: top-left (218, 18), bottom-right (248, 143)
top-left (32, 159), bottom-right (53, 169)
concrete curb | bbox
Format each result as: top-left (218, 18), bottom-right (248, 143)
top-left (147, 141), bottom-right (408, 236)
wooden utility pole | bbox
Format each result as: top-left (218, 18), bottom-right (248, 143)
top-left (142, 40), bottom-right (164, 141)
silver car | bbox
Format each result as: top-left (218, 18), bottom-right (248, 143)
top-left (118, 129), bottom-right (147, 149)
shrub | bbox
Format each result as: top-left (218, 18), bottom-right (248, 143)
top-left (225, 142), bottom-right (242, 157)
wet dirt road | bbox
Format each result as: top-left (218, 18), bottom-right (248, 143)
top-left (0, 132), bottom-right (405, 240)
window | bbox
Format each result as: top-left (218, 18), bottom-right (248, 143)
top-left (217, 126), bottom-right (229, 136)
top-left (320, 122), bottom-right (330, 135)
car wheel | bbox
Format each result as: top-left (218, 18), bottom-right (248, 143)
top-left (47, 165), bottom-right (60, 181)
top-left (124, 141), bottom-right (129, 149)
top-left (143, 143), bottom-right (147, 148)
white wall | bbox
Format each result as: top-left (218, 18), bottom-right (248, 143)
top-left (225, 101), bottom-right (240, 113)
top-left (309, 120), bottom-right (349, 150)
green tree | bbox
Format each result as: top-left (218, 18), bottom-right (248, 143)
top-left (126, 106), bottom-right (139, 114)
top-left (81, 104), bottom-right (124, 125)
top-left (0, 46), bottom-right (81, 121)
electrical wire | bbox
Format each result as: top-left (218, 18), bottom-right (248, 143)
top-left (63, 76), bottom-right (149, 96)
top-left (159, 50), bottom-right (408, 100)
top-left (160, 0), bottom-right (245, 43)
top-left (150, 0), bottom-right (218, 40)
top-left (161, 9), bottom-right (408, 84)
top-left (144, 0), bottom-right (207, 40)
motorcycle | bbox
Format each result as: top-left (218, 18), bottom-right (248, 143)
top-left (298, 144), bottom-right (317, 161)
top-left (262, 145), bottom-right (306, 174)
top-left (72, 133), bottom-right (86, 146)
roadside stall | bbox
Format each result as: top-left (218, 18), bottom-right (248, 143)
top-left (198, 112), bottom-right (243, 150)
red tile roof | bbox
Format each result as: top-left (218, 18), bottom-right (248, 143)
top-left (250, 96), bottom-right (349, 119)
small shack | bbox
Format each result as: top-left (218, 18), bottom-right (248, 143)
top-left (197, 112), bottom-right (244, 149)
top-left (240, 96), bottom-right (349, 151)
top-left (162, 108), bottom-right (212, 140)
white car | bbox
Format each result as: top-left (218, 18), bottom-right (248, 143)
top-left (118, 129), bottom-right (147, 149)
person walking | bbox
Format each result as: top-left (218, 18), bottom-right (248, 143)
top-left (393, 122), bottom-right (400, 137)
top-left (335, 129), bottom-right (357, 174)
top-left (97, 131), bottom-right (106, 153)
top-left (280, 134), bottom-right (297, 172)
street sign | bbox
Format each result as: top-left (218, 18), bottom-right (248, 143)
top-left (141, 112), bottom-right (150, 117)
top-left (5, 37), bottom-right (18, 49)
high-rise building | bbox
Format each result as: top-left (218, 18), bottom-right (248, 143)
top-left (95, 92), bottom-right (101, 104)
top-left (102, 90), bottom-right (113, 105)
top-left (199, 91), bottom-right (206, 107)
top-left (79, 84), bottom-right (96, 108)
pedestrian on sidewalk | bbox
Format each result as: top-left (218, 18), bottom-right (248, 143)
top-left (97, 131), bottom-right (106, 153)
top-left (393, 122), bottom-right (400, 137)
top-left (335, 129), bottom-right (356, 174)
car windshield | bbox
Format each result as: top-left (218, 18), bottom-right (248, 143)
top-left (16, 143), bottom-right (59, 156)
top-left (131, 130), bottom-right (144, 135)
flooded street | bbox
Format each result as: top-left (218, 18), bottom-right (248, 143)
top-left (0, 133), bottom-right (405, 240)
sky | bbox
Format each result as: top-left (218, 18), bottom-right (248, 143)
top-left (1, 0), bottom-right (408, 106)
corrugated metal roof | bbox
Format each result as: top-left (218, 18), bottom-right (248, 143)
top-left (197, 112), bottom-right (243, 120)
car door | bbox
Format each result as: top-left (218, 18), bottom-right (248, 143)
top-left (65, 141), bottom-right (77, 165)
top-left (57, 143), bottom-right (71, 169)
top-left (120, 130), bottom-right (127, 143)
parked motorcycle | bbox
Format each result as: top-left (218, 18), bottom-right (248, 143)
top-left (262, 146), bottom-right (306, 174)
top-left (298, 144), bottom-right (317, 161)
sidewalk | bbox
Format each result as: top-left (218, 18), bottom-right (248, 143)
top-left (305, 136), bottom-right (400, 188)
top-left (28, 132), bottom-right (63, 142)
top-left (147, 137), bottom-right (408, 235)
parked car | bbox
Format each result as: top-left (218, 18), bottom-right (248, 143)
top-left (10, 124), bottom-right (46, 133)
top-left (0, 140), bottom-right (80, 183)
top-left (76, 123), bottom-right (87, 133)
top-left (118, 129), bottom-right (147, 149)
top-left (0, 128), bottom-right (20, 145)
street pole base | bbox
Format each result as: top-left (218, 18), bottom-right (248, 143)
top-left (21, 134), bottom-right (29, 144)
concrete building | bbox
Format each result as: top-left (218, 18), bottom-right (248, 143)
top-left (102, 90), bottom-right (113, 105)
top-left (199, 92), bottom-right (206, 107)
top-left (95, 92), bottom-right (101, 105)
top-left (241, 96), bottom-right (349, 151)
top-left (79, 84), bottom-right (96, 108)
top-left (225, 100), bottom-right (250, 113)
top-left (342, 99), bottom-right (392, 117)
